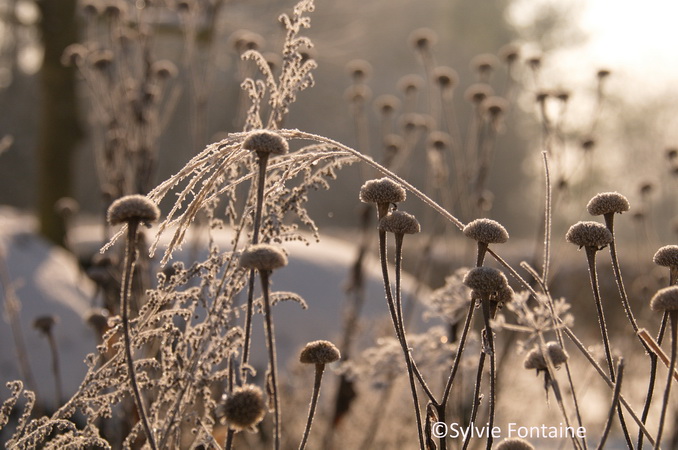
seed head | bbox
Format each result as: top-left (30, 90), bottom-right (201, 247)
top-left (359, 178), bottom-right (406, 205)
top-left (300, 340), bottom-right (341, 365)
top-left (496, 285), bottom-right (515, 304)
top-left (223, 384), bottom-right (266, 431)
top-left (374, 95), bottom-right (401, 115)
top-left (346, 59), bottom-right (372, 82)
top-left (666, 148), bottom-right (678, 161)
top-left (463, 218), bottom-right (509, 244)
top-left (397, 74), bottom-right (424, 94)
top-left (107, 195), bottom-right (160, 226)
top-left (151, 60), bottom-right (178, 80)
top-left (409, 28), bottom-right (437, 51)
top-left (427, 132), bottom-right (451, 151)
top-left (653, 245), bottom-right (678, 267)
top-left (650, 286), bottom-right (678, 312)
top-left (33, 315), bottom-right (58, 335)
top-left (470, 53), bottom-right (499, 75)
top-left (464, 83), bottom-right (494, 104)
top-left (378, 211), bottom-right (420, 235)
top-left (482, 96), bottom-right (509, 118)
top-left (587, 192), bottom-right (630, 216)
top-left (495, 437), bottom-right (535, 450)
top-left (524, 342), bottom-right (569, 371)
top-left (463, 267), bottom-right (508, 297)
top-left (565, 221), bottom-right (613, 249)
top-left (242, 130), bottom-right (288, 156)
top-left (344, 84), bottom-right (372, 103)
top-left (239, 244), bottom-right (288, 272)
top-left (432, 66), bottom-right (459, 89)
top-left (498, 44), bottom-right (520, 65)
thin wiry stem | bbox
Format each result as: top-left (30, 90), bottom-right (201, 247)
top-left (260, 270), bottom-right (281, 450)
top-left (654, 312), bottom-right (677, 450)
top-left (378, 230), bottom-right (425, 449)
top-left (299, 364), bottom-right (325, 450)
top-left (120, 221), bottom-right (158, 450)
top-left (597, 359), bottom-right (624, 450)
top-left (480, 297), bottom-right (496, 450)
top-left (462, 351), bottom-right (485, 450)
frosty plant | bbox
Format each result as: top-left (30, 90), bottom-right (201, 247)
top-left (298, 340), bottom-right (341, 450)
top-left (107, 194), bottom-right (160, 450)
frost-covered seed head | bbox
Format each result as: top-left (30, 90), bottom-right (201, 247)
top-left (463, 218), bottom-right (509, 244)
top-left (650, 286), bottom-right (678, 312)
top-left (653, 245), bottom-right (678, 267)
top-left (378, 211), bottom-right (420, 235)
top-left (495, 437), bottom-right (535, 450)
top-left (107, 195), bottom-right (160, 225)
top-left (300, 340), bottom-right (341, 365)
top-left (565, 221), bottom-right (613, 249)
top-left (33, 315), bottom-right (57, 334)
top-left (242, 130), bottom-right (288, 156)
top-left (359, 178), bottom-right (406, 205)
top-left (239, 244), bottom-right (288, 272)
top-left (524, 342), bottom-right (569, 371)
top-left (463, 267), bottom-right (508, 296)
top-left (223, 384), bottom-right (266, 431)
top-left (587, 192), bottom-right (630, 216)
top-left (496, 285), bottom-right (515, 304)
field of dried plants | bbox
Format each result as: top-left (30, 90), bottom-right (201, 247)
top-left (1, 0), bottom-right (677, 449)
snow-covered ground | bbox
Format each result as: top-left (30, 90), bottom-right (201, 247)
top-left (0, 206), bottom-right (420, 408)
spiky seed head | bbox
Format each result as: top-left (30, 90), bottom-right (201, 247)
top-left (587, 192), bottom-right (630, 216)
top-left (107, 195), bottom-right (160, 225)
top-left (524, 342), bottom-right (569, 371)
top-left (239, 244), bottom-right (288, 272)
top-left (498, 44), bottom-right (520, 64)
top-left (565, 221), bottom-right (613, 249)
top-left (495, 437), bottom-right (535, 450)
top-left (397, 74), bottom-right (424, 94)
top-left (242, 130), bottom-right (288, 156)
top-left (463, 218), bottom-right (509, 244)
top-left (374, 95), bottom-right (401, 115)
top-left (463, 267), bottom-right (508, 296)
top-left (650, 286), bottom-right (678, 312)
top-left (432, 66), bottom-right (459, 89)
top-left (223, 384), bottom-right (266, 431)
top-left (300, 340), bottom-right (341, 365)
top-left (653, 245), bottom-right (678, 267)
top-left (470, 53), bottom-right (499, 74)
top-left (378, 211), bottom-right (420, 235)
top-left (33, 315), bottom-right (58, 334)
top-left (464, 83), bottom-right (494, 104)
top-left (359, 178), bottom-right (406, 205)
top-left (346, 59), bottom-right (372, 82)
top-left (409, 28), bottom-right (437, 51)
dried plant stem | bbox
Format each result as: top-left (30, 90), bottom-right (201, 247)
top-left (597, 359), bottom-right (624, 450)
top-left (260, 270), bottom-right (281, 450)
top-left (462, 352), bottom-right (485, 450)
top-left (45, 330), bottom-right (64, 406)
top-left (299, 364), bottom-right (325, 450)
top-left (378, 230), bottom-right (425, 449)
top-left (120, 221), bottom-right (157, 450)
top-left (242, 154), bottom-right (269, 381)
top-left (654, 312), bottom-right (677, 450)
top-left (480, 297), bottom-right (496, 450)
top-left (638, 326), bottom-right (678, 382)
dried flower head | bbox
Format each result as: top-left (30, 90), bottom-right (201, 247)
top-left (346, 59), bottom-right (372, 82)
top-left (524, 342), bottom-right (569, 371)
top-left (666, 148), bottom-right (678, 161)
top-left (228, 30), bottom-right (264, 53)
top-left (427, 132), bottom-right (450, 151)
top-left (55, 197), bottom-right (79, 217)
top-left (85, 309), bottom-right (110, 335)
top-left (463, 267), bottom-right (509, 297)
top-left (527, 55), bottom-right (542, 70)
top-left (470, 53), bottom-right (499, 75)
top-left (463, 218), bottom-right (509, 244)
top-left (378, 211), bottom-right (420, 235)
top-left (653, 245), bottom-right (678, 267)
top-left (397, 74), bottom-right (424, 94)
top-left (359, 178), bottom-right (406, 205)
top-left (587, 192), bottom-right (630, 216)
top-left (498, 44), bottom-right (520, 64)
top-left (151, 60), bottom-right (178, 80)
top-left (223, 384), bottom-right (266, 431)
top-left (464, 83), bottom-right (494, 104)
top-left (374, 95), bottom-right (401, 115)
top-left (242, 130), bottom-right (289, 156)
top-left (496, 285), bottom-right (515, 304)
top-left (581, 137), bottom-right (596, 152)
top-left (650, 286), bottom-right (678, 312)
top-left (239, 244), bottom-right (288, 272)
top-left (565, 221), bottom-right (613, 249)
top-left (409, 28), bottom-right (437, 51)
top-left (107, 194), bottom-right (160, 226)
top-left (597, 68), bottom-right (611, 79)
top-left (343, 84), bottom-right (372, 103)
top-left (33, 315), bottom-right (58, 334)
top-left (300, 340), bottom-right (341, 365)
top-left (495, 437), bottom-right (535, 450)
top-left (432, 66), bottom-right (459, 89)
top-left (482, 96), bottom-right (509, 118)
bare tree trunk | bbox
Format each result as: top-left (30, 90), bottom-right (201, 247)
top-left (36, 0), bottom-right (81, 246)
